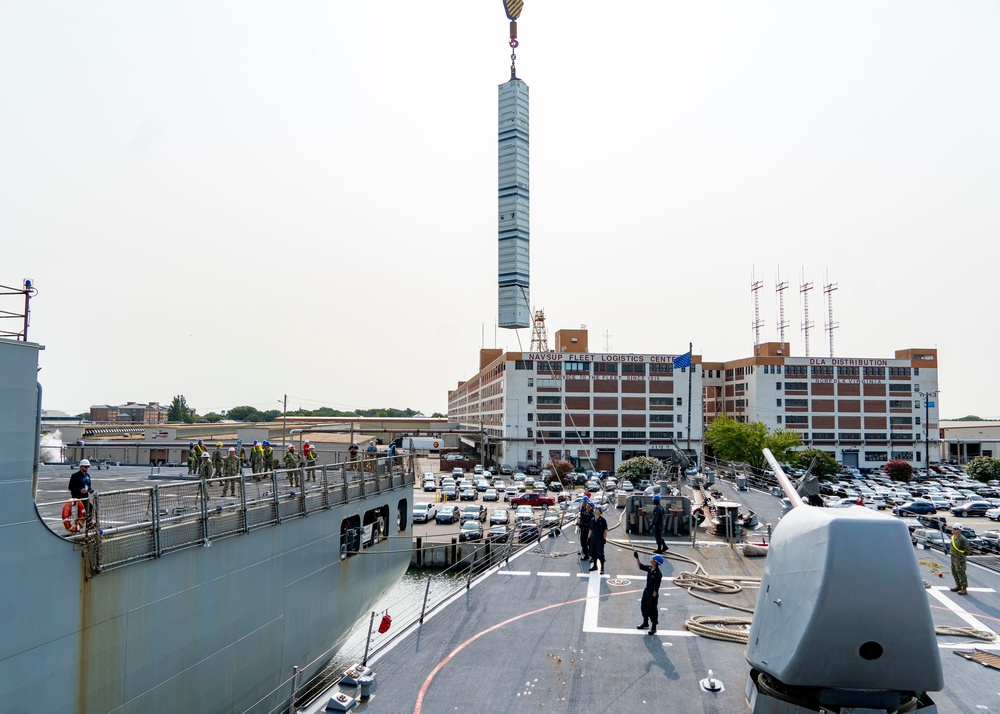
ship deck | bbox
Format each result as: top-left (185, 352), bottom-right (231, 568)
top-left (303, 478), bottom-right (1000, 714)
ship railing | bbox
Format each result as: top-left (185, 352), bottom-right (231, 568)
top-left (38, 458), bottom-right (414, 574)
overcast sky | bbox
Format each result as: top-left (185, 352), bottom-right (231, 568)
top-left (3, 1), bottom-right (998, 419)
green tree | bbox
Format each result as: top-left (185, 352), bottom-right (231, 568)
top-left (431, 412), bottom-right (446, 418)
top-left (168, 395), bottom-right (196, 423)
top-left (792, 448), bottom-right (839, 479)
top-left (966, 456), bottom-right (1000, 483)
top-left (884, 459), bottom-right (914, 482)
top-left (705, 416), bottom-right (802, 471)
top-left (202, 412), bottom-right (224, 423)
top-left (615, 456), bottom-right (667, 484)
top-left (226, 405), bottom-right (263, 422)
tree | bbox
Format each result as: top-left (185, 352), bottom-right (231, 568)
top-left (884, 459), bottom-right (914, 482)
top-left (791, 448), bottom-right (840, 478)
top-left (705, 416), bottom-right (803, 471)
top-left (202, 412), bottom-right (224, 423)
top-left (547, 459), bottom-right (574, 485)
top-left (168, 395), bottom-right (196, 423)
top-left (615, 456), bottom-right (667, 484)
top-left (431, 412), bottom-right (446, 418)
top-left (966, 456), bottom-right (1000, 483)
top-left (227, 405), bottom-right (263, 422)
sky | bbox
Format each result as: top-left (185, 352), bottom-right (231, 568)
top-left (2, 1), bottom-right (999, 419)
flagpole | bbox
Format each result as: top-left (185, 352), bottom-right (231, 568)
top-left (686, 342), bottom-right (693, 455)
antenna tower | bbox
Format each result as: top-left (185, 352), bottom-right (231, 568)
top-left (603, 329), bottom-right (612, 352)
top-left (529, 308), bottom-right (548, 352)
top-left (776, 270), bottom-right (789, 348)
top-left (823, 272), bottom-right (839, 357)
top-left (751, 271), bottom-right (765, 355)
top-left (800, 271), bottom-right (814, 357)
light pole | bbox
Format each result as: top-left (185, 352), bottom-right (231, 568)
top-left (919, 390), bottom-right (939, 471)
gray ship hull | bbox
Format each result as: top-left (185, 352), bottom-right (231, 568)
top-left (0, 338), bottom-right (412, 714)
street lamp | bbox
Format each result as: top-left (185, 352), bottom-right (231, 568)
top-left (918, 390), bottom-right (939, 471)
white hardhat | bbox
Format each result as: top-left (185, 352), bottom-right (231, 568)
top-left (228, 447), bottom-right (236, 453)
top-left (201, 452), bottom-right (210, 458)
top-left (79, 459), bottom-right (91, 467)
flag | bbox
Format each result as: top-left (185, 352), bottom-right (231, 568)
top-left (672, 351), bottom-right (691, 369)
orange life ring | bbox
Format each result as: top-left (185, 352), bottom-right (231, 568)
top-left (432, 441), bottom-right (440, 449)
top-left (62, 500), bottom-right (85, 533)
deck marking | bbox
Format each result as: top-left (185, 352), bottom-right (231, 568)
top-left (412, 588), bottom-right (638, 714)
top-left (927, 587), bottom-right (997, 639)
top-left (582, 571), bottom-right (697, 637)
top-left (537, 571), bottom-right (570, 577)
top-left (497, 570), bottom-right (530, 576)
top-left (930, 586), bottom-right (995, 593)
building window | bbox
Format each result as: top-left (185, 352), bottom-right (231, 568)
top-left (677, 431), bottom-right (683, 438)
top-left (776, 382), bottom-right (782, 390)
top-left (676, 415), bottom-right (683, 423)
top-left (593, 431), bottom-right (617, 439)
top-left (649, 414), bottom-right (674, 423)
top-left (649, 397), bottom-right (674, 406)
top-left (786, 382), bottom-right (807, 391)
top-left (649, 431), bottom-right (673, 438)
top-left (776, 399), bottom-right (782, 407)
top-left (890, 416), bottom-right (913, 426)
top-left (914, 367), bottom-right (920, 376)
top-left (888, 384), bottom-right (911, 393)
top-left (596, 363), bottom-right (618, 374)
top-left (527, 396), bottom-right (533, 404)
top-left (776, 415), bottom-right (782, 423)
top-left (621, 431), bottom-right (647, 439)
top-left (537, 396), bottom-right (561, 405)
top-left (786, 399), bottom-right (808, 408)
top-left (515, 360), bottom-right (534, 370)
top-left (566, 361), bottom-right (590, 372)
top-left (527, 414), bottom-right (533, 422)
top-left (813, 432), bottom-right (836, 440)
top-left (786, 415), bottom-right (808, 424)
top-left (677, 398), bottom-right (683, 406)
top-left (915, 417), bottom-right (921, 425)
top-left (864, 433), bottom-right (887, 440)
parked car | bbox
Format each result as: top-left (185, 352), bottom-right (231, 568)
top-left (499, 464), bottom-right (513, 475)
top-left (893, 501), bottom-right (938, 516)
top-left (473, 464), bottom-right (484, 475)
top-left (483, 488), bottom-right (499, 502)
top-left (412, 502), bottom-right (438, 523)
top-left (515, 521), bottom-right (540, 543)
top-left (458, 521), bottom-right (483, 542)
top-left (452, 467), bottom-right (465, 478)
top-left (547, 481), bottom-right (563, 492)
top-left (911, 528), bottom-right (947, 549)
top-left (459, 488), bottom-right (478, 501)
top-left (460, 505), bottom-right (486, 523)
top-left (514, 505), bottom-right (535, 523)
top-left (486, 525), bottom-right (510, 543)
top-left (436, 505), bottom-right (460, 524)
top-left (475, 478), bottom-right (489, 492)
top-left (951, 501), bottom-right (993, 518)
top-left (423, 479), bottom-right (437, 492)
top-left (504, 487), bottom-right (519, 502)
top-left (440, 486), bottom-right (459, 501)
top-left (490, 509), bottom-right (510, 525)
top-left (987, 506), bottom-right (1000, 521)
top-left (976, 530), bottom-right (1000, 553)
top-left (574, 474), bottom-right (588, 486)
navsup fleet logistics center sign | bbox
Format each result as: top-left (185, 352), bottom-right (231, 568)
top-left (524, 352), bottom-right (688, 381)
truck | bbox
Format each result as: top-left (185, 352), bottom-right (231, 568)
top-left (508, 492), bottom-right (567, 509)
top-left (396, 436), bottom-right (445, 452)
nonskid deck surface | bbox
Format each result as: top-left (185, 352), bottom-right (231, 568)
top-left (318, 496), bottom-right (1000, 714)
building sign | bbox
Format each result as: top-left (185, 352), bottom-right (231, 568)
top-left (525, 352), bottom-right (686, 363)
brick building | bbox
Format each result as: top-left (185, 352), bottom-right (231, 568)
top-left (89, 401), bottom-right (168, 425)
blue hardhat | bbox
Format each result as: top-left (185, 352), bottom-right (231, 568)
top-left (263, 440), bottom-right (270, 446)
top-left (582, 497), bottom-right (591, 503)
top-left (253, 440), bottom-right (258, 445)
top-left (596, 505), bottom-right (605, 512)
top-left (653, 495), bottom-right (660, 501)
top-left (652, 554), bottom-right (664, 565)
top-left (188, 442), bottom-right (194, 447)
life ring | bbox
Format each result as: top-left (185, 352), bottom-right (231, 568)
top-left (62, 500), bottom-right (85, 533)
top-left (432, 441), bottom-right (440, 449)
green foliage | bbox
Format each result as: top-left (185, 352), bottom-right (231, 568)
top-left (966, 456), bottom-right (1000, 483)
top-left (705, 416), bottom-right (802, 470)
top-left (951, 415), bottom-right (986, 421)
top-left (792, 448), bottom-right (840, 478)
top-left (202, 412), bottom-right (224, 423)
top-left (615, 456), bottom-right (667, 484)
top-left (431, 412), bottom-right (446, 418)
top-left (167, 395), bottom-right (196, 423)
top-left (884, 459), bottom-right (914, 482)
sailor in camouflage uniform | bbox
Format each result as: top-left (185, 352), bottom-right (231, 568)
top-left (283, 445), bottom-right (300, 487)
top-left (211, 442), bottom-right (224, 485)
top-left (198, 451), bottom-right (213, 499)
top-left (187, 442), bottom-right (197, 475)
top-left (250, 440), bottom-right (264, 478)
top-left (951, 525), bottom-right (969, 595)
top-left (222, 447), bottom-right (240, 497)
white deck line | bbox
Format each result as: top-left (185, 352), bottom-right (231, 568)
top-left (926, 587), bottom-right (997, 640)
top-left (582, 570), bottom-right (696, 637)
